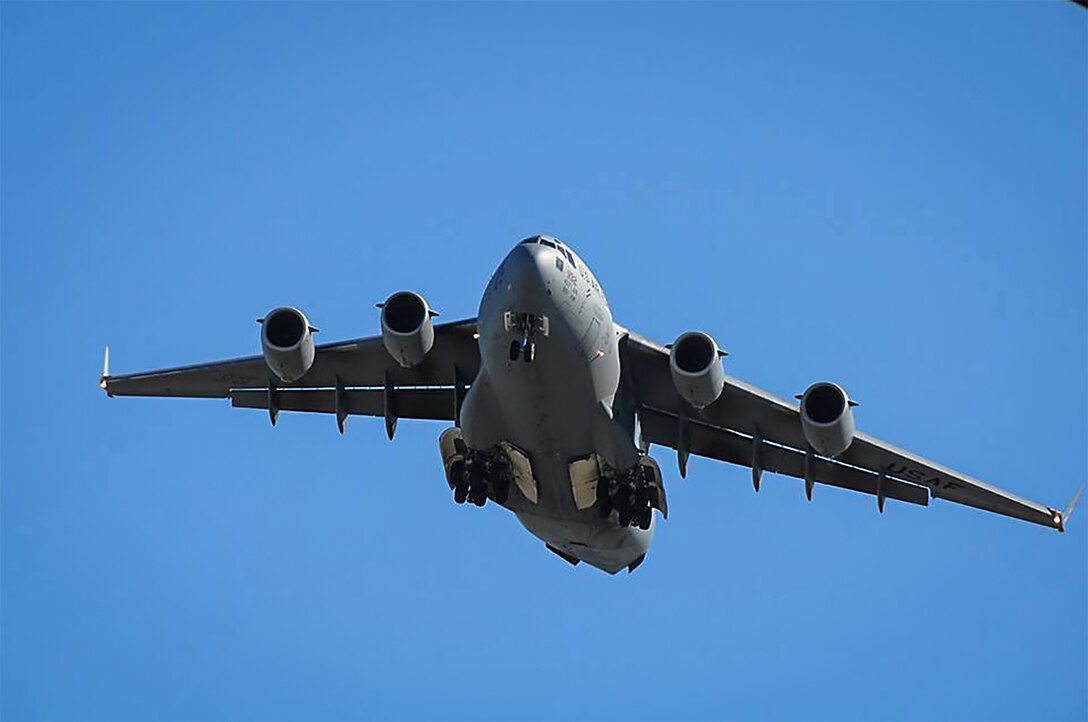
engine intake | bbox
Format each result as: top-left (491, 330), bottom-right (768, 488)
top-left (381, 291), bottom-right (435, 368)
top-left (799, 381), bottom-right (856, 457)
top-left (669, 331), bottom-right (725, 409)
top-left (261, 306), bottom-right (316, 383)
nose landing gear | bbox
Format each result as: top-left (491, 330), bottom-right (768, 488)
top-left (504, 312), bottom-right (547, 363)
top-left (509, 337), bottom-right (536, 363)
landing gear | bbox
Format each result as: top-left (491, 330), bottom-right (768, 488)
top-left (449, 458), bottom-right (469, 504)
top-left (598, 462), bottom-right (664, 529)
top-left (509, 338), bottom-right (536, 363)
top-left (447, 458), bottom-right (465, 488)
top-left (468, 459), bottom-right (488, 506)
top-left (618, 507), bottom-right (632, 528)
top-left (506, 312), bottom-right (546, 364)
top-left (440, 429), bottom-right (515, 509)
top-left (492, 476), bottom-right (510, 504)
top-left (596, 475), bottom-right (613, 519)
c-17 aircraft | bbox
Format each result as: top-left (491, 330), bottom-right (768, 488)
top-left (101, 236), bottom-right (1080, 574)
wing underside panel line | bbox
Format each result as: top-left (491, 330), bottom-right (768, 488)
top-left (638, 406), bottom-right (930, 507)
top-left (230, 387), bottom-right (460, 421)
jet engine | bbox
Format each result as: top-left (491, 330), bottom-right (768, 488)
top-left (799, 381), bottom-right (856, 457)
top-left (260, 306), bottom-right (316, 383)
top-left (669, 331), bottom-right (725, 409)
top-left (381, 291), bottom-right (435, 368)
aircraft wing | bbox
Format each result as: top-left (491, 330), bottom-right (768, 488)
top-left (101, 318), bottom-right (481, 430)
top-left (619, 329), bottom-right (1069, 531)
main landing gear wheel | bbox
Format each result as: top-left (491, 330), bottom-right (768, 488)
top-left (509, 340), bottom-right (521, 362)
top-left (522, 341), bottom-right (535, 363)
top-left (446, 454), bottom-right (469, 504)
top-left (446, 459), bottom-right (465, 488)
top-left (596, 479), bottom-right (612, 519)
top-left (598, 467), bottom-right (658, 529)
top-left (468, 461), bottom-right (488, 507)
top-left (644, 485), bottom-right (660, 511)
top-left (447, 441), bottom-right (516, 509)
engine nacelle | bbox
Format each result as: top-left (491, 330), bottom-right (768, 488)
top-left (669, 331), bottom-right (725, 409)
top-left (799, 381), bottom-right (856, 457)
top-left (260, 306), bottom-right (316, 383)
top-left (381, 291), bottom-right (435, 368)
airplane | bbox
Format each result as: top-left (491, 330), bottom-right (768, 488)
top-left (100, 235), bottom-right (1081, 574)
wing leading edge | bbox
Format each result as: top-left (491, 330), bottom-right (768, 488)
top-left (620, 329), bottom-right (1070, 531)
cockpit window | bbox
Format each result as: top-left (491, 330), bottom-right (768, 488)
top-left (518, 236), bottom-right (575, 268)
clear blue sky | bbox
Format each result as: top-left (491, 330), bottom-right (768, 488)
top-left (2, 3), bottom-right (1085, 720)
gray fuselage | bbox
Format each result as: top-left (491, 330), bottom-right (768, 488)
top-left (459, 238), bottom-right (654, 573)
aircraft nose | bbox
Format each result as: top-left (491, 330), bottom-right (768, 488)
top-left (505, 242), bottom-right (556, 302)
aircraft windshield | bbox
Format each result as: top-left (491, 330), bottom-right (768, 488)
top-left (517, 236), bottom-right (577, 268)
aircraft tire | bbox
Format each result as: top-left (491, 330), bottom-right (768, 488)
top-left (471, 480), bottom-right (488, 507)
top-left (454, 484), bottom-right (468, 504)
top-left (446, 459), bottom-right (465, 488)
top-left (598, 494), bottom-right (612, 519)
top-left (509, 340), bottom-right (520, 362)
top-left (645, 486), bottom-right (661, 511)
top-left (596, 478), bottom-right (612, 518)
top-left (618, 508), bottom-right (631, 527)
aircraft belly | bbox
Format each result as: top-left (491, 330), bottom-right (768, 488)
top-left (481, 302), bottom-right (613, 515)
top-left (516, 509), bottom-right (654, 575)
top-left (466, 240), bottom-right (652, 572)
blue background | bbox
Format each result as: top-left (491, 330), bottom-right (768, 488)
top-left (2, 3), bottom-right (1085, 720)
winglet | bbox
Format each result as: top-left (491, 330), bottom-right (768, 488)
top-left (99, 345), bottom-right (113, 397)
top-left (1054, 484), bottom-right (1085, 533)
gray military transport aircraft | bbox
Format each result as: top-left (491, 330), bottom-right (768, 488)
top-left (101, 236), bottom-right (1080, 574)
